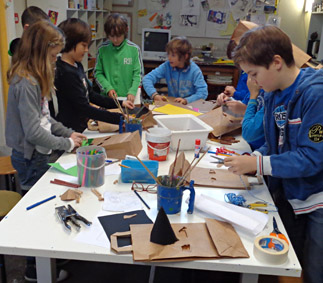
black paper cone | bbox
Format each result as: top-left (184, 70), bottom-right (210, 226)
top-left (150, 207), bottom-right (178, 245)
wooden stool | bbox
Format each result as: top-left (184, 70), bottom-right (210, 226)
top-left (0, 156), bottom-right (17, 192)
top-left (0, 190), bottom-right (22, 283)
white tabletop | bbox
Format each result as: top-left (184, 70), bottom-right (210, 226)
top-left (0, 130), bottom-right (301, 282)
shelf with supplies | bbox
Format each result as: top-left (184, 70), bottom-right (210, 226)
top-left (27, 0), bottom-right (112, 75)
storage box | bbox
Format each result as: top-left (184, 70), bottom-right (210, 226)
top-left (154, 114), bottom-right (213, 150)
top-left (121, 160), bottom-right (159, 184)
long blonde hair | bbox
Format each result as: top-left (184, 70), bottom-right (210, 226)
top-left (7, 20), bottom-right (65, 98)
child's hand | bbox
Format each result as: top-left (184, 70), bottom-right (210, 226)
top-left (70, 132), bottom-right (87, 147)
top-left (108, 89), bottom-right (117, 99)
top-left (174, 98), bottom-right (187, 105)
top-left (224, 155), bottom-right (257, 175)
top-left (223, 86), bottom-right (236, 97)
top-left (127, 94), bottom-right (135, 103)
top-left (122, 100), bottom-right (134, 109)
top-left (216, 93), bottom-right (230, 105)
top-left (247, 77), bottom-right (261, 99)
top-left (225, 100), bottom-right (247, 115)
top-left (153, 94), bottom-right (168, 102)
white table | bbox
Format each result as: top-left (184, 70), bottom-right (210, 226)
top-left (0, 131), bottom-right (302, 283)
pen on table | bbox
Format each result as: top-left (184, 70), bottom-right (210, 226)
top-left (133, 190), bottom-right (150, 210)
top-left (26, 195), bottom-right (56, 211)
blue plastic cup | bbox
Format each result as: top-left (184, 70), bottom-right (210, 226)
top-left (157, 175), bottom-right (195, 214)
top-left (119, 117), bottom-right (142, 137)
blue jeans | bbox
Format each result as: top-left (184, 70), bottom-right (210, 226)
top-left (11, 149), bottom-right (50, 192)
top-left (272, 187), bottom-right (323, 283)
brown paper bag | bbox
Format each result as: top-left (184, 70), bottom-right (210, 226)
top-left (168, 152), bottom-right (191, 177)
top-left (199, 107), bottom-right (242, 137)
top-left (190, 167), bottom-right (250, 189)
top-left (91, 131), bottom-right (142, 159)
top-left (232, 20), bottom-right (311, 68)
top-left (129, 220), bottom-right (249, 262)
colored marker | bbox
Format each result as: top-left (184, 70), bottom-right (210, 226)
top-left (134, 190), bottom-right (150, 210)
top-left (26, 195), bottom-right (56, 210)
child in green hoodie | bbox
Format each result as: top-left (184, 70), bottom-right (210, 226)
top-left (94, 13), bottom-right (144, 103)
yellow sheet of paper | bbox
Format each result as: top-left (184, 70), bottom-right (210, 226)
top-left (153, 104), bottom-right (202, 116)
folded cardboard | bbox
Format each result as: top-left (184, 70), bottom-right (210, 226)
top-left (90, 131), bottom-right (142, 159)
top-left (199, 107), bottom-right (242, 137)
top-left (128, 218), bottom-right (249, 262)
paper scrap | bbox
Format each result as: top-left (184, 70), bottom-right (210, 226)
top-left (153, 104), bottom-right (202, 116)
top-left (102, 191), bottom-right (142, 212)
top-left (48, 163), bottom-right (78, 177)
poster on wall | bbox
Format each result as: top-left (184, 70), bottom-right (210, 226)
top-left (48, 10), bottom-right (59, 25)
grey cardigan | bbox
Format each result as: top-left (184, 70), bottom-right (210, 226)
top-left (6, 75), bottom-right (73, 160)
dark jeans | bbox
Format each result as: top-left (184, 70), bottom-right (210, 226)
top-left (272, 187), bottom-right (323, 283)
top-left (11, 149), bottom-right (50, 192)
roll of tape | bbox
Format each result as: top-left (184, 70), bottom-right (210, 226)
top-left (253, 236), bottom-right (289, 265)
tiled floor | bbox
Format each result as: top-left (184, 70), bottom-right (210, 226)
top-left (2, 255), bottom-right (302, 283)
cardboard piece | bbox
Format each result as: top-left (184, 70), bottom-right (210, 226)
top-left (190, 167), bottom-right (250, 189)
top-left (231, 20), bottom-right (311, 69)
top-left (150, 207), bottom-right (178, 245)
top-left (130, 218), bottom-right (249, 262)
top-left (168, 152), bottom-right (191, 178)
top-left (187, 99), bottom-right (218, 113)
top-left (60, 189), bottom-right (82, 201)
top-left (90, 132), bottom-right (142, 159)
top-left (98, 210), bottom-right (153, 247)
top-left (199, 107), bottom-right (242, 137)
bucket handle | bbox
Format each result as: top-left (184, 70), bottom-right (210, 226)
top-left (77, 156), bottom-right (106, 170)
top-left (147, 142), bottom-right (170, 152)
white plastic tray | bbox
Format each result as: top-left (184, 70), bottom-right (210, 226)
top-left (154, 114), bottom-right (213, 150)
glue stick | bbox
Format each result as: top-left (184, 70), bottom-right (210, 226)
top-left (194, 139), bottom-right (201, 158)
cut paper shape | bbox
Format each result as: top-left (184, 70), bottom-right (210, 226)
top-left (153, 104), bottom-right (202, 116)
top-left (150, 207), bottom-right (178, 245)
top-left (48, 163), bottom-right (78, 177)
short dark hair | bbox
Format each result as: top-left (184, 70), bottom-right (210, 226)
top-left (166, 37), bottom-right (192, 66)
top-left (104, 13), bottom-right (128, 38)
top-left (58, 18), bottom-right (91, 53)
top-left (21, 6), bottom-right (49, 27)
top-left (233, 25), bottom-right (295, 69)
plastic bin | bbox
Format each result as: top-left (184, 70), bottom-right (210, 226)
top-left (121, 160), bottom-right (159, 184)
top-left (154, 114), bottom-right (213, 150)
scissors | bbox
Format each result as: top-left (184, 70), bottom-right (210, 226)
top-left (210, 155), bottom-right (224, 164)
top-left (270, 216), bottom-right (289, 245)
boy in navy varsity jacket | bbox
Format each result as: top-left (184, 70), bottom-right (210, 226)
top-left (224, 25), bottom-right (323, 283)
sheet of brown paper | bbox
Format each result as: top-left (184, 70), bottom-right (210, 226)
top-left (231, 20), bottom-right (311, 68)
top-left (141, 111), bottom-right (157, 129)
top-left (97, 121), bottom-right (119, 133)
top-left (130, 219), bottom-right (249, 262)
top-left (190, 167), bottom-right (250, 189)
top-left (205, 218), bottom-right (249, 258)
top-left (130, 223), bottom-right (219, 261)
top-left (199, 107), bottom-right (242, 137)
top-left (187, 99), bottom-right (219, 113)
top-left (168, 152), bottom-right (191, 178)
top-left (91, 131), bottom-right (142, 159)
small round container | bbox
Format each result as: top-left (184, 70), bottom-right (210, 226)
top-left (146, 128), bottom-right (172, 161)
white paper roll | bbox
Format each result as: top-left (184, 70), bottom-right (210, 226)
top-left (253, 236), bottom-right (289, 265)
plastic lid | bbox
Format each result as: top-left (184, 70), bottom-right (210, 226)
top-left (146, 128), bottom-right (172, 143)
top-left (195, 139), bottom-right (201, 145)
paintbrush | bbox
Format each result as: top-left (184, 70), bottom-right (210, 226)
top-left (177, 147), bottom-right (209, 187)
top-left (169, 139), bottom-right (181, 186)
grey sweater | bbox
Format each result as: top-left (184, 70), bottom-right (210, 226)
top-left (6, 75), bottom-right (73, 160)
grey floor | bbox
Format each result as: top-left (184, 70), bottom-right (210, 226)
top-left (1, 254), bottom-right (284, 283)
top-left (2, 255), bottom-right (245, 283)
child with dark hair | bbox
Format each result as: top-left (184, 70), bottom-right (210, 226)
top-left (53, 18), bottom-right (133, 133)
top-left (225, 25), bottom-right (323, 283)
top-left (8, 6), bottom-right (49, 56)
top-left (143, 36), bottom-right (208, 105)
top-left (94, 13), bottom-right (143, 102)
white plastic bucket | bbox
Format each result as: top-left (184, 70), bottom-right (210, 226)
top-left (146, 128), bottom-right (172, 161)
